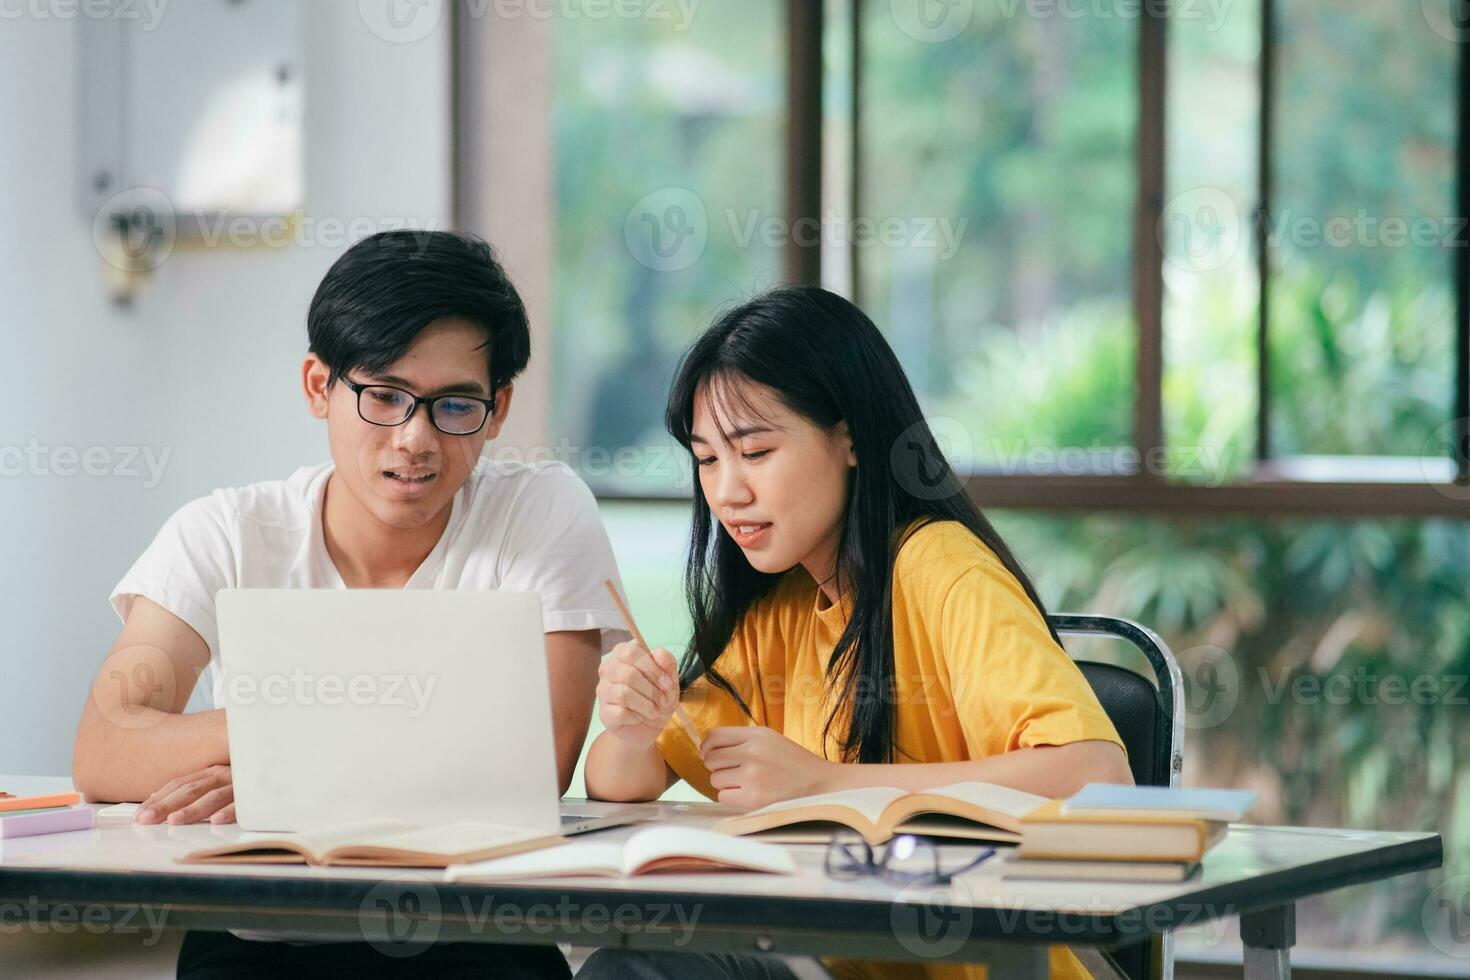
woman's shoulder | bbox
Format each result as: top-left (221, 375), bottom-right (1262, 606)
top-left (893, 519), bottom-right (1008, 594)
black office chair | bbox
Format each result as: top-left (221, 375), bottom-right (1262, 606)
top-left (1050, 614), bottom-right (1184, 980)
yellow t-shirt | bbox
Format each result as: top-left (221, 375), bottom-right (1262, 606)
top-left (656, 519), bottom-right (1125, 980)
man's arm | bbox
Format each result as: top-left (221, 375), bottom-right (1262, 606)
top-left (585, 730), bottom-right (682, 802)
top-left (71, 596), bottom-right (226, 803)
top-left (544, 629), bottom-right (601, 796)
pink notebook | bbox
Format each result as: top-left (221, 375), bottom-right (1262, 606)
top-left (0, 805), bottom-right (95, 839)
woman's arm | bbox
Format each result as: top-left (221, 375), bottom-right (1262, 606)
top-left (816, 739), bottom-right (1133, 798)
top-left (701, 728), bottom-right (1131, 810)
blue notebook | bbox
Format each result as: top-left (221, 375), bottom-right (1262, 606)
top-left (1061, 784), bottom-right (1257, 821)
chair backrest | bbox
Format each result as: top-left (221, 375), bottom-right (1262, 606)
top-left (1049, 613), bottom-right (1185, 980)
top-left (1050, 614), bottom-right (1183, 789)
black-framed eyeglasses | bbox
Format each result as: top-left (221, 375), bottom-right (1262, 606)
top-left (824, 832), bottom-right (996, 886)
top-left (341, 377), bottom-right (498, 436)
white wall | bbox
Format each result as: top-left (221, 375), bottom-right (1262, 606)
top-left (0, 6), bottom-right (451, 775)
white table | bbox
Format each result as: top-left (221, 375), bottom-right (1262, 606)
top-left (0, 775), bottom-right (1443, 979)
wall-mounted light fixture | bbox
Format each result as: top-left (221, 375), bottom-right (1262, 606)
top-left (78, 0), bottom-right (303, 306)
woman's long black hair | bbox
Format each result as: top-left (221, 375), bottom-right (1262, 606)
top-left (665, 285), bottom-right (1060, 765)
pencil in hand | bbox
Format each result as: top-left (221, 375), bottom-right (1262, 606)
top-left (602, 580), bottom-right (702, 748)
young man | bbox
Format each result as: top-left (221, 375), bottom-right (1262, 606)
top-left (72, 230), bottom-right (629, 978)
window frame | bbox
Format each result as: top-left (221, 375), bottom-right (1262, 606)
top-left (455, 0), bottom-right (1470, 518)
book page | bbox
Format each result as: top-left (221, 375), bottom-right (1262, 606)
top-left (228, 819), bottom-right (417, 859)
top-left (745, 824), bottom-right (850, 844)
top-left (918, 782), bottom-right (1049, 818)
top-left (346, 822), bottom-right (545, 858)
top-left (445, 842), bottom-right (624, 881)
top-left (623, 825), bottom-right (796, 876)
top-left (894, 815), bottom-right (1022, 844)
top-left (740, 786), bottom-right (909, 826)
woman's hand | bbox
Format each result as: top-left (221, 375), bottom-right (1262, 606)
top-left (134, 764), bottom-right (235, 825)
top-left (701, 726), bottom-right (836, 810)
top-left (597, 641), bottom-right (681, 748)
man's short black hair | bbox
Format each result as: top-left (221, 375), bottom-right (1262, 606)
top-left (307, 230), bottom-right (530, 393)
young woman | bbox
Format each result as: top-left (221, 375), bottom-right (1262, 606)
top-left (582, 286), bottom-right (1131, 980)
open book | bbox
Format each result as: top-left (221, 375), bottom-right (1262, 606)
top-left (712, 781), bottom-right (1047, 846)
top-left (178, 820), bottom-right (565, 868)
top-left (446, 826), bottom-right (796, 880)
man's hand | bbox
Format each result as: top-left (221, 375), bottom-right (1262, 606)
top-left (700, 727), bottom-right (836, 811)
top-left (135, 764), bottom-right (235, 824)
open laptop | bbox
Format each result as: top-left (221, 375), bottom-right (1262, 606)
top-left (216, 589), bottom-right (647, 835)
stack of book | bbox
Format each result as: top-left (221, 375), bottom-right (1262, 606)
top-left (0, 790), bottom-right (95, 840)
top-left (705, 781), bottom-right (1257, 885)
top-left (1003, 784), bottom-right (1258, 882)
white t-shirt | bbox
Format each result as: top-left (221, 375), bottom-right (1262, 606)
top-left (111, 458), bottom-right (633, 707)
